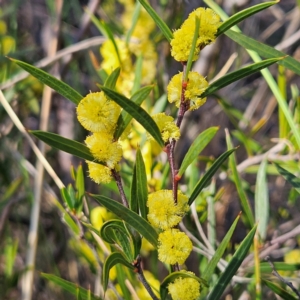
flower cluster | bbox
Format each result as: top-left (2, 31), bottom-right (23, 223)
top-left (147, 190), bottom-right (192, 265)
top-left (167, 71), bottom-right (209, 111)
top-left (76, 92), bottom-right (123, 184)
top-left (149, 113), bottom-right (180, 143)
top-left (170, 7), bottom-right (222, 62)
top-left (168, 271), bottom-right (200, 300)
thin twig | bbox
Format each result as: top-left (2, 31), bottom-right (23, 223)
top-left (134, 256), bottom-right (159, 300)
top-left (266, 256), bottom-right (300, 299)
top-left (112, 169), bottom-right (129, 208)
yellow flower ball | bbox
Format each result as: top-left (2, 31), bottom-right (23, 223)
top-left (85, 133), bottom-right (123, 168)
top-left (170, 7), bottom-right (221, 62)
top-left (147, 190), bottom-right (189, 230)
top-left (168, 271), bottom-right (200, 300)
top-left (86, 161), bottom-right (112, 184)
top-left (183, 8), bottom-right (222, 48)
top-left (158, 229), bottom-right (193, 264)
top-left (167, 71), bottom-right (208, 111)
top-left (150, 113), bottom-right (180, 143)
top-left (77, 92), bottom-right (121, 134)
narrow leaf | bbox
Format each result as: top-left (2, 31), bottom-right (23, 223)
top-left (41, 273), bottom-right (101, 300)
top-left (10, 58), bottom-right (83, 104)
top-left (201, 57), bottom-right (284, 98)
top-left (263, 280), bottom-right (298, 300)
top-left (275, 163), bottom-right (300, 194)
top-left (135, 149), bottom-right (148, 219)
top-left (29, 130), bottom-right (96, 162)
top-left (255, 159), bottom-right (269, 240)
top-left (137, 0), bottom-right (173, 42)
top-left (104, 67), bottom-right (120, 90)
top-left (101, 86), bottom-right (164, 147)
top-left (224, 29), bottom-right (300, 76)
top-left (226, 131), bottom-right (255, 227)
top-left (207, 224), bottom-right (257, 300)
top-left (189, 148), bottom-right (236, 205)
top-left (114, 86), bottom-right (153, 140)
top-left (103, 253), bottom-right (135, 293)
top-left (203, 213), bottom-right (241, 282)
top-left (100, 220), bottom-right (134, 262)
top-left (160, 272), bottom-right (207, 300)
top-left (217, 1), bottom-right (278, 36)
top-left (90, 194), bottom-right (158, 247)
top-left (178, 127), bottom-right (219, 177)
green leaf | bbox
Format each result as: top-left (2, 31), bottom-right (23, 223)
top-left (125, 2), bottom-right (141, 45)
top-left (178, 127), bottom-right (219, 177)
top-left (189, 148), bottom-right (236, 205)
top-left (160, 272), bottom-right (207, 300)
top-left (203, 213), bottom-right (241, 282)
top-left (29, 130), bottom-right (97, 162)
top-left (101, 86), bottom-right (164, 147)
top-left (61, 186), bottom-right (75, 210)
top-left (246, 262), bottom-right (300, 273)
top-left (137, 0), bottom-right (173, 42)
top-left (263, 279), bottom-right (298, 300)
top-left (201, 57), bottom-right (284, 98)
top-left (114, 86), bottom-right (153, 140)
top-left (104, 67), bottom-right (120, 90)
top-left (185, 16), bottom-right (200, 80)
top-left (53, 197), bottom-right (79, 235)
top-left (89, 16), bottom-right (121, 64)
top-left (255, 159), bottom-right (269, 241)
top-left (102, 252), bottom-right (135, 293)
top-left (130, 148), bottom-right (148, 219)
top-left (100, 220), bottom-right (134, 262)
top-left (224, 29), bottom-right (300, 76)
top-left (274, 163), bottom-right (300, 194)
top-left (226, 131), bottom-right (255, 227)
top-left (75, 164), bottom-right (85, 212)
top-left (41, 273), bottom-right (102, 300)
top-left (217, 1), bottom-right (278, 36)
top-left (207, 224), bottom-right (257, 300)
top-left (90, 194), bottom-right (158, 247)
top-left (10, 58), bottom-right (83, 105)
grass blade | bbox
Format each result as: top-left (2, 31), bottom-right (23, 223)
top-left (207, 224), bottom-right (257, 300)
top-left (255, 159), bottom-right (269, 240)
top-left (203, 213), bottom-right (241, 282)
top-left (226, 130), bottom-right (255, 227)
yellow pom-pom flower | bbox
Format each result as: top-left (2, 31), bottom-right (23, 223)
top-left (147, 190), bottom-right (189, 230)
top-left (170, 7), bottom-right (221, 62)
top-left (168, 271), bottom-right (200, 300)
top-left (167, 71), bottom-right (208, 111)
top-left (158, 229), bottom-right (193, 264)
top-left (171, 28), bottom-right (199, 62)
top-left (86, 161), bottom-right (112, 184)
top-left (184, 8), bottom-right (221, 48)
top-left (149, 113), bottom-right (180, 143)
top-left (77, 92), bottom-right (121, 134)
top-left (85, 133), bottom-right (123, 168)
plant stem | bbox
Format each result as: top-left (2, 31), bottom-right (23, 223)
top-left (134, 256), bottom-right (159, 300)
top-left (112, 169), bottom-right (129, 208)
